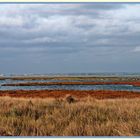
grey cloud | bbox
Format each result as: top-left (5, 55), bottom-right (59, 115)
top-left (81, 3), bottom-right (125, 10)
top-left (0, 3), bottom-right (140, 74)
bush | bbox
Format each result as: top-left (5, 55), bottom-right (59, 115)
top-left (65, 95), bottom-right (76, 104)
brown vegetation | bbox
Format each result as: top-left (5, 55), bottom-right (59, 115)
top-left (0, 90), bottom-right (140, 99)
top-left (0, 97), bottom-right (140, 136)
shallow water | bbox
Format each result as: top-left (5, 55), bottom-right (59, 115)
top-left (0, 84), bottom-right (140, 91)
top-left (0, 79), bottom-right (103, 84)
top-left (0, 77), bottom-right (140, 91)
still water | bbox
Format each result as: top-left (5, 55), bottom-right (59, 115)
top-left (0, 76), bottom-right (140, 91)
top-left (0, 84), bottom-right (140, 91)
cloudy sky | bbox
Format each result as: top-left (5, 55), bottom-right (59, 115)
top-left (0, 3), bottom-right (140, 74)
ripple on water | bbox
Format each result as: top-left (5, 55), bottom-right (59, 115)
top-left (0, 84), bottom-right (140, 91)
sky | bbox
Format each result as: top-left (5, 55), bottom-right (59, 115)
top-left (0, 3), bottom-right (140, 74)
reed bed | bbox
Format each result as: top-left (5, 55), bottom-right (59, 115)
top-left (0, 96), bottom-right (140, 136)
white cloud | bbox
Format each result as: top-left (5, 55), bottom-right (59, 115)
top-left (0, 16), bottom-right (24, 27)
top-left (133, 46), bottom-right (140, 52)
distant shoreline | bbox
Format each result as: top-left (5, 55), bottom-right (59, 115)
top-left (1, 75), bottom-right (140, 80)
top-left (1, 72), bottom-right (140, 78)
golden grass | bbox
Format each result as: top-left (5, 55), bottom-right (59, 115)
top-left (0, 96), bottom-right (140, 136)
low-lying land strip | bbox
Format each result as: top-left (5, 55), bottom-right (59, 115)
top-left (2, 81), bottom-right (140, 86)
top-left (1, 76), bottom-right (140, 81)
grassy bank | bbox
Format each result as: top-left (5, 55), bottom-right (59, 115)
top-left (0, 96), bottom-right (140, 136)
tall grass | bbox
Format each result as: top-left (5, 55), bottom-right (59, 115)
top-left (0, 96), bottom-right (140, 136)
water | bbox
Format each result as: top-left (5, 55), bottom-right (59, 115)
top-left (0, 84), bottom-right (140, 91)
top-left (0, 79), bottom-right (106, 86)
top-left (0, 73), bottom-right (140, 91)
